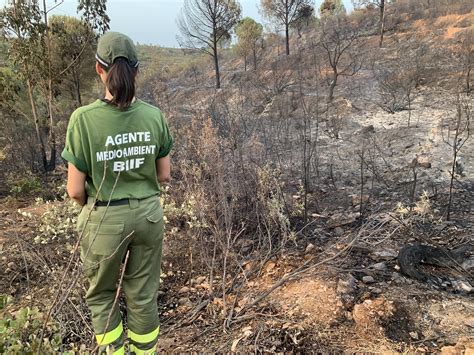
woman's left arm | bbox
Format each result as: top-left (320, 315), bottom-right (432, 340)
top-left (67, 163), bottom-right (87, 206)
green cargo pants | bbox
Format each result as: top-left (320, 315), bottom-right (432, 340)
top-left (77, 194), bottom-right (164, 354)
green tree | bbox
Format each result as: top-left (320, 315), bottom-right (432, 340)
top-left (320, 0), bottom-right (346, 16)
top-left (177, 0), bottom-right (242, 89)
top-left (1, 0), bottom-right (109, 172)
top-left (261, 0), bottom-right (312, 55)
top-left (50, 15), bottom-right (96, 107)
top-left (235, 17), bottom-right (263, 71)
top-left (1, 1), bottom-right (50, 170)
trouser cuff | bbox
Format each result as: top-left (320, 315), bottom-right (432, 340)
top-left (128, 325), bottom-right (160, 354)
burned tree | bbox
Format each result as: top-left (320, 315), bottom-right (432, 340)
top-left (177, 0), bottom-right (242, 89)
top-left (260, 0), bottom-right (312, 55)
top-left (442, 95), bottom-right (471, 221)
top-left (352, 0), bottom-right (386, 47)
top-left (317, 15), bottom-right (362, 102)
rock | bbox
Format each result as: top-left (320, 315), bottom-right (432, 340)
top-left (373, 250), bottom-right (398, 259)
top-left (465, 319), bottom-right (474, 328)
top-left (409, 331), bottom-right (419, 340)
top-left (452, 280), bottom-right (473, 293)
top-left (392, 272), bottom-right (402, 280)
top-left (371, 262), bottom-right (387, 271)
top-left (327, 213), bottom-right (359, 228)
top-left (337, 274), bottom-right (358, 295)
top-left (352, 194), bottom-right (370, 206)
top-left (191, 276), bottom-right (206, 285)
top-left (417, 157), bottom-right (432, 168)
top-left (264, 261), bottom-right (276, 273)
top-left (7, 262), bottom-right (14, 269)
top-left (334, 227), bottom-right (344, 236)
top-left (196, 282), bottom-right (211, 290)
top-left (440, 339), bottom-right (474, 355)
top-left (462, 258), bottom-right (474, 270)
top-left (362, 276), bottom-right (375, 284)
top-left (359, 125), bottom-right (375, 135)
top-left (371, 288), bottom-right (382, 294)
top-left (305, 243), bottom-right (315, 253)
top-left (178, 286), bottom-right (190, 294)
top-left (195, 276), bottom-right (206, 284)
top-left (440, 346), bottom-right (458, 355)
top-left (178, 297), bottom-right (190, 306)
top-left (409, 156), bottom-right (431, 169)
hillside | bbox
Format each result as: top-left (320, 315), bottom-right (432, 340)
top-left (0, 0), bottom-right (473, 353)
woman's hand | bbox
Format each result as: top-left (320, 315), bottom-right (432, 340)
top-left (67, 163), bottom-right (87, 206)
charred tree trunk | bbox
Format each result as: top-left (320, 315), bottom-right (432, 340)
top-left (328, 68), bottom-right (338, 102)
top-left (379, 0), bottom-right (385, 48)
top-left (253, 48), bottom-right (257, 71)
top-left (73, 68), bottom-right (82, 106)
top-left (26, 78), bottom-right (48, 171)
top-left (213, 39), bottom-right (221, 89)
top-left (43, 0), bottom-right (56, 171)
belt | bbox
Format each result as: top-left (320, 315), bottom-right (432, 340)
top-left (95, 199), bottom-right (130, 207)
top-left (93, 194), bottom-right (158, 207)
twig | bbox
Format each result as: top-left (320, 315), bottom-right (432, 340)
top-left (13, 213), bottom-right (29, 293)
top-left (38, 163), bottom-right (110, 354)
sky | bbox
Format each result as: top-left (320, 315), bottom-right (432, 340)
top-left (3, 0), bottom-right (354, 47)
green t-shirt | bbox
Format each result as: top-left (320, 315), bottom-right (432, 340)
top-left (61, 99), bottom-right (173, 201)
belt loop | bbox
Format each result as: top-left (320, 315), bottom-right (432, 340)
top-left (129, 199), bottom-right (139, 209)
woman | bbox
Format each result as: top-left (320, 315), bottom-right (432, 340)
top-left (62, 32), bottom-right (173, 354)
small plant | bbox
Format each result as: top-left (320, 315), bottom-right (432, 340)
top-left (0, 295), bottom-right (63, 354)
top-left (395, 191), bottom-right (436, 222)
top-left (8, 173), bottom-right (42, 196)
top-left (18, 196), bottom-right (81, 245)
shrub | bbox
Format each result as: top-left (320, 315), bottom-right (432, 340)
top-left (0, 295), bottom-right (63, 354)
top-left (18, 195), bottom-right (81, 245)
top-left (8, 173), bottom-right (42, 196)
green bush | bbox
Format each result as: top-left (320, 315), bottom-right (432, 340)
top-left (8, 173), bottom-right (42, 196)
top-left (36, 198), bottom-right (80, 244)
top-left (0, 295), bottom-right (63, 354)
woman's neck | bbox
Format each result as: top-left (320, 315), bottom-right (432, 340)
top-left (104, 88), bottom-right (113, 101)
top-left (104, 88), bottom-right (136, 104)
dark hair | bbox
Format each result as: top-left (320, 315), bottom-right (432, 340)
top-left (101, 57), bottom-right (137, 110)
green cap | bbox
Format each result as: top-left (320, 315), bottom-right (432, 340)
top-left (96, 32), bottom-right (139, 68)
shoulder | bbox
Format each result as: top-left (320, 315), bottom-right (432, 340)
top-left (69, 100), bottom-right (104, 126)
top-left (136, 99), bottom-right (164, 117)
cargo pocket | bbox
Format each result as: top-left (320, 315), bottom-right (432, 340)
top-left (86, 223), bottom-right (125, 256)
top-left (143, 207), bottom-right (164, 248)
top-left (146, 208), bottom-right (164, 224)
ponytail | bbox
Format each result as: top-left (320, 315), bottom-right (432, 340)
top-left (103, 57), bottom-right (137, 110)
